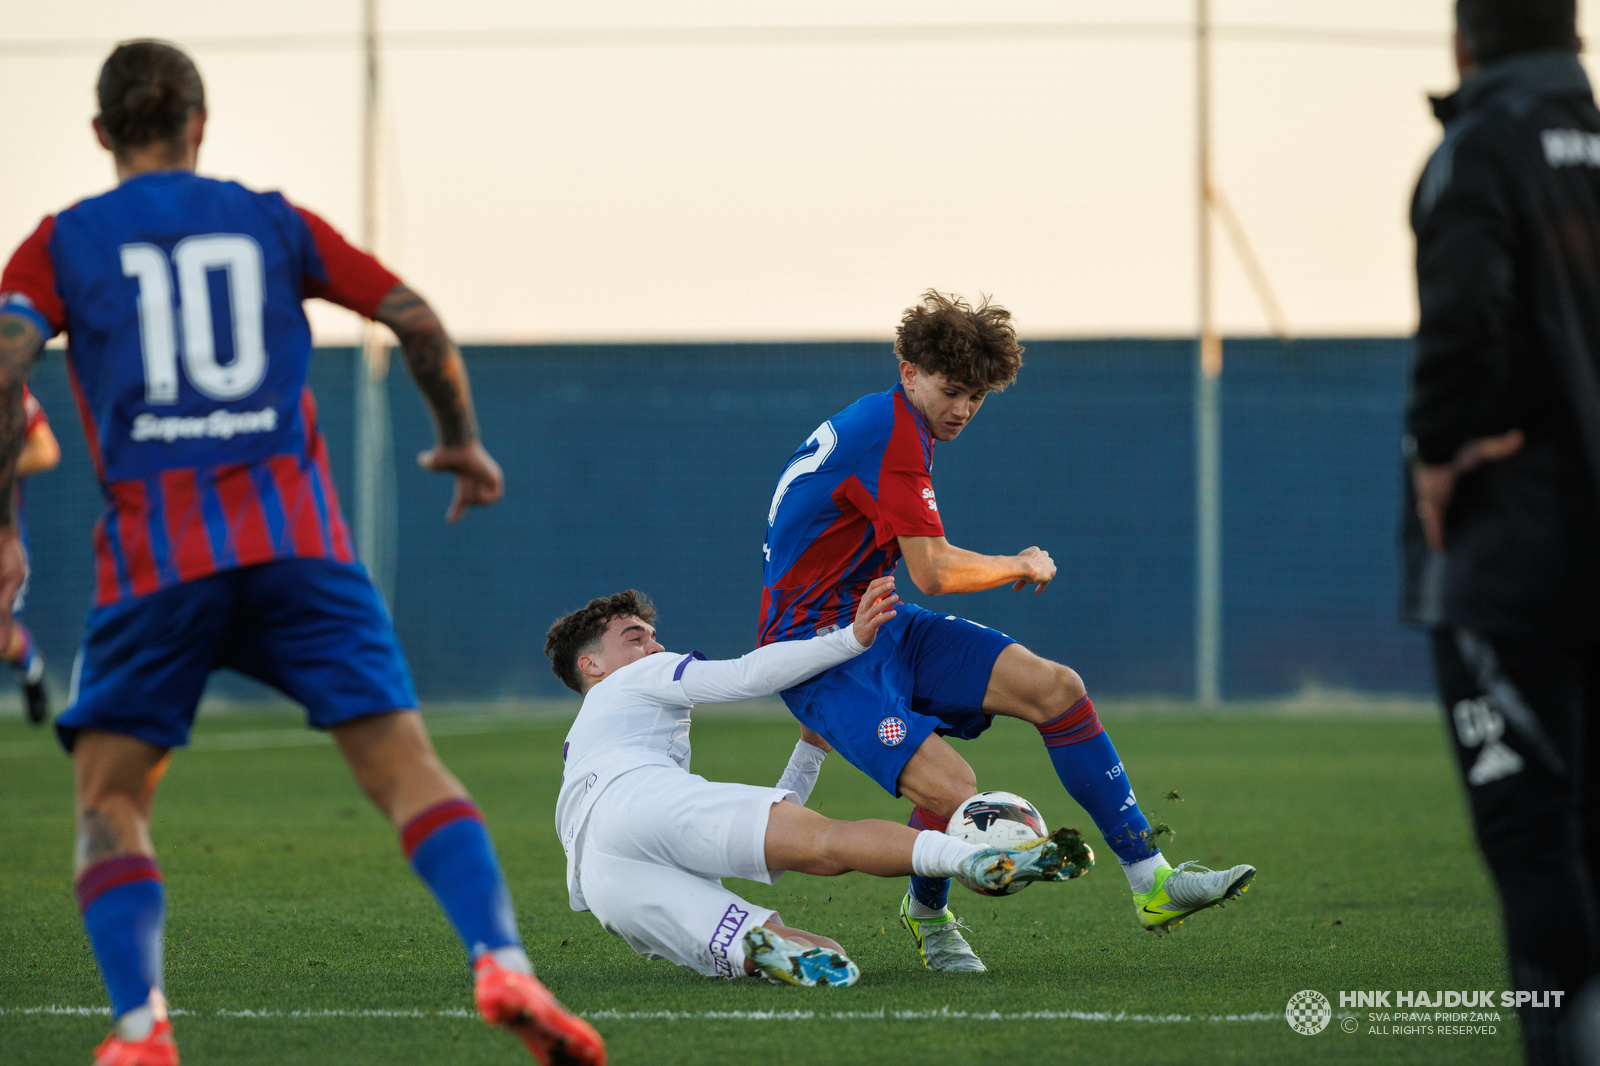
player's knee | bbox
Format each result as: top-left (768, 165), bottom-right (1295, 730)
top-left (1058, 664), bottom-right (1087, 705)
top-left (1031, 663), bottom-right (1086, 722)
top-left (921, 771), bottom-right (978, 821)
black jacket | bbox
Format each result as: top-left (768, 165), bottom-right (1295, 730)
top-left (1403, 49), bottom-right (1600, 636)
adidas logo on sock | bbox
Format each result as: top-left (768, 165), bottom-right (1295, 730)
top-left (1118, 791), bottom-right (1137, 811)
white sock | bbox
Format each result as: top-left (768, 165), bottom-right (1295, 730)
top-left (911, 830), bottom-right (983, 879)
top-left (487, 945), bottom-right (533, 976)
top-left (116, 989), bottom-right (166, 1041)
top-left (1123, 852), bottom-right (1168, 895)
top-left (117, 1005), bottom-right (155, 1042)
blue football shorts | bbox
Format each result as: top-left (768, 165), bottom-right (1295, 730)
top-left (56, 558), bottom-right (417, 752)
top-left (779, 602), bottom-right (1016, 796)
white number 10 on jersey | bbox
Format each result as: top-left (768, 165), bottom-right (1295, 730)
top-left (120, 234), bottom-right (268, 404)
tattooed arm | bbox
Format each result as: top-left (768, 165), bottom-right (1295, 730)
top-left (0, 312), bottom-right (43, 638)
top-left (371, 284), bottom-right (504, 522)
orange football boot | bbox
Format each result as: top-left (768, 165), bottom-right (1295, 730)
top-left (474, 954), bottom-right (605, 1066)
top-left (92, 1018), bottom-right (178, 1066)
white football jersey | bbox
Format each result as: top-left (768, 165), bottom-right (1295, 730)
top-left (556, 627), bottom-right (865, 910)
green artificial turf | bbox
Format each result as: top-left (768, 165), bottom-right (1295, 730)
top-left (0, 704), bottom-right (1518, 1065)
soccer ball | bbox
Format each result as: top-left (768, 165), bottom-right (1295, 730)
top-left (946, 791), bottom-right (1048, 896)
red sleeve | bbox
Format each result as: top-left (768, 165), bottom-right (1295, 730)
top-left (293, 206), bottom-right (400, 317)
top-left (873, 398), bottom-right (945, 544)
top-left (22, 387), bottom-right (45, 435)
top-left (0, 216), bottom-right (66, 336)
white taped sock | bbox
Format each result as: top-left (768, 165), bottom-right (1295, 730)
top-left (116, 989), bottom-right (166, 1041)
top-left (117, 1004), bottom-right (155, 1042)
top-left (488, 945), bottom-right (533, 976)
top-left (1123, 853), bottom-right (1168, 895)
top-left (911, 830), bottom-right (983, 879)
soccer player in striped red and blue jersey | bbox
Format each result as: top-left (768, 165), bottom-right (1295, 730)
top-left (762, 291), bottom-right (1256, 972)
top-left (6, 386), bottom-right (61, 725)
top-left (0, 41), bottom-right (601, 1066)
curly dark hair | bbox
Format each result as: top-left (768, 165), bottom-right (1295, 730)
top-left (544, 590), bottom-right (657, 693)
top-left (97, 40), bottom-right (205, 156)
top-left (1457, 0), bottom-right (1577, 66)
top-left (894, 290), bottom-right (1024, 392)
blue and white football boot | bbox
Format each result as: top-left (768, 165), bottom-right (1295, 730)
top-left (954, 827), bottom-right (1097, 896)
top-left (742, 926), bottom-right (861, 987)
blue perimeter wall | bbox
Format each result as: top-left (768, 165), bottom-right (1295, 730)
top-left (18, 338), bottom-right (1428, 702)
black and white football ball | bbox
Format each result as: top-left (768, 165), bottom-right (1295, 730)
top-left (946, 791), bottom-right (1048, 895)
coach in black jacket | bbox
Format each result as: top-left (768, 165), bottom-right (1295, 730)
top-left (1405, 3), bottom-right (1600, 1063)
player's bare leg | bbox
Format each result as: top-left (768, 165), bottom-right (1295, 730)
top-left (751, 797), bottom-right (1088, 984)
top-left (765, 800), bottom-right (1085, 892)
top-left (73, 732), bottom-right (176, 1063)
top-left (890, 736), bottom-right (988, 971)
top-left (764, 799), bottom-right (930, 875)
top-left (895, 733), bottom-right (979, 820)
top-left (331, 710), bottom-right (468, 824)
top-left (753, 921), bottom-right (845, 961)
top-left (333, 711), bottom-right (604, 1065)
top-left (980, 644), bottom-right (1088, 727)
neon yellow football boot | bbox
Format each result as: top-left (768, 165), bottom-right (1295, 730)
top-left (1133, 860), bottom-right (1255, 933)
top-left (898, 892), bottom-right (986, 973)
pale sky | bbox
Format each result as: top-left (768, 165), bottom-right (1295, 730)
top-left (4, 2), bottom-right (1596, 343)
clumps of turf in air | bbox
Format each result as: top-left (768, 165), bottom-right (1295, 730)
top-left (1166, 789), bottom-right (1183, 802)
top-left (1047, 826), bottom-right (1095, 878)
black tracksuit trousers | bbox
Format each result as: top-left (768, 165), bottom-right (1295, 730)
top-left (1431, 629), bottom-right (1600, 1065)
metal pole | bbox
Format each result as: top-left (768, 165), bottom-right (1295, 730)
top-left (1195, 0), bottom-right (1222, 706)
top-left (356, 0), bottom-right (397, 606)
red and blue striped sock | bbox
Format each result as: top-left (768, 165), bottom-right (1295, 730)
top-left (76, 855), bottom-right (165, 1019)
top-left (1036, 696), bottom-right (1159, 864)
top-left (907, 807), bottom-right (951, 913)
top-left (401, 799), bottom-right (522, 963)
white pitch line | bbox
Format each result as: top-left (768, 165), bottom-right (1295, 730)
top-left (0, 1005), bottom-right (1280, 1024)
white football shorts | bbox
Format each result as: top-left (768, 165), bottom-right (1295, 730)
top-left (576, 765), bottom-right (795, 978)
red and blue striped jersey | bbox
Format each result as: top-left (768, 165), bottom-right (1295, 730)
top-left (0, 171), bottom-right (397, 606)
top-left (759, 384), bottom-right (945, 644)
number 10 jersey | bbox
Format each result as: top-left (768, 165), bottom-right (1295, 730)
top-left (0, 170), bottom-right (399, 606)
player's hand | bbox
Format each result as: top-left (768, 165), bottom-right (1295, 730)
top-left (417, 441), bottom-right (504, 523)
top-left (1412, 429), bottom-right (1524, 552)
top-left (1011, 546), bottom-right (1055, 594)
top-left (0, 527), bottom-right (26, 649)
top-left (799, 724), bottom-right (833, 754)
top-left (851, 576), bottom-right (899, 648)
